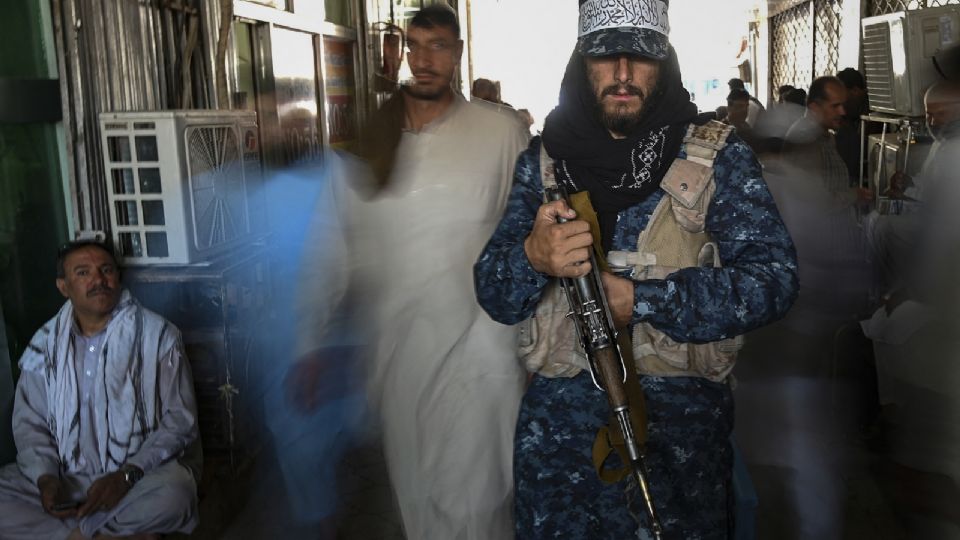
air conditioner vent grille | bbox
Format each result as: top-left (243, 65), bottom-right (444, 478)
top-left (863, 22), bottom-right (896, 112)
top-left (186, 126), bottom-right (249, 251)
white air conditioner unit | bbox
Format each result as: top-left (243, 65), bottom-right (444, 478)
top-left (99, 110), bottom-right (264, 265)
top-left (863, 6), bottom-right (960, 117)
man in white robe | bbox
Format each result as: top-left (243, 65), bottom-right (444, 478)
top-left (287, 6), bottom-right (527, 539)
top-left (860, 83), bottom-right (960, 484)
top-left (865, 81), bottom-right (960, 290)
top-left (0, 242), bottom-right (200, 540)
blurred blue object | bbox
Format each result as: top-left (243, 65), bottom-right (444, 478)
top-left (266, 377), bottom-right (367, 523)
top-left (256, 157), bottom-right (370, 524)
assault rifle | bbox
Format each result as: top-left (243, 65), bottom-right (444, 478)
top-left (546, 185), bottom-right (665, 540)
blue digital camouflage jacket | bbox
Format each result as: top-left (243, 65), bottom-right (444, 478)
top-left (474, 133), bottom-right (799, 343)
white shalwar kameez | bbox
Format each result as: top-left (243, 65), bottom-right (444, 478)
top-left (0, 291), bottom-right (200, 539)
top-left (296, 96), bottom-right (527, 539)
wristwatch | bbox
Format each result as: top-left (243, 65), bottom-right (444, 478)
top-left (120, 464), bottom-right (144, 487)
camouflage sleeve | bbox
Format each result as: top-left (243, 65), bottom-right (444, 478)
top-left (474, 139), bottom-right (550, 324)
top-left (631, 136), bottom-right (799, 342)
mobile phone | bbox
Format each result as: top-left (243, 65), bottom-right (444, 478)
top-left (52, 500), bottom-right (82, 512)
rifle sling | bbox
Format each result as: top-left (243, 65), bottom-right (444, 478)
top-left (568, 191), bottom-right (609, 271)
top-left (592, 331), bottom-right (649, 484)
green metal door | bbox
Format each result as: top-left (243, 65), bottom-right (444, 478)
top-left (0, 0), bottom-right (71, 464)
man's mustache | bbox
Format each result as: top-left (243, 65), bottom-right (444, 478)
top-left (601, 84), bottom-right (644, 98)
top-left (87, 285), bottom-right (114, 297)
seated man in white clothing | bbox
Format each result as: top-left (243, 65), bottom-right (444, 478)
top-left (0, 241), bottom-right (201, 540)
top-left (866, 81), bottom-right (960, 292)
top-left (861, 82), bottom-right (960, 485)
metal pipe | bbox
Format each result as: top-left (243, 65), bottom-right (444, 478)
top-left (902, 123), bottom-right (913, 175)
top-left (875, 121), bottom-right (887, 201)
top-left (857, 116), bottom-right (870, 188)
top-left (52, 0), bottom-right (86, 234)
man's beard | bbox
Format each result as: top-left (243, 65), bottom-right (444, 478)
top-left (595, 79), bottom-right (661, 135)
top-left (404, 71), bottom-right (449, 101)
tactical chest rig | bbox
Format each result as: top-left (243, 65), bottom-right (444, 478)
top-left (518, 120), bottom-right (744, 383)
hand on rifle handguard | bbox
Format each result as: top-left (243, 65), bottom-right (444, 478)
top-left (600, 272), bottom-right (634, 330)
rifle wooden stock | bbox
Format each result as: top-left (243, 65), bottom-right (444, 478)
top-left (594, 346), bottom-right (629, 411)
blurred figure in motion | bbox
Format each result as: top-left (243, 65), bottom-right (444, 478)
top-left (728, 77), bottom-right (764, 127)
top-left (753, 87), bottom-right (806, 155)
top-left (784, 87), bottom-right (807, 107)
top-left (288, 5), bottom-right (528, 539)
top-left (890, 81), bottom-right (960, 200)
top-left (859, 80), bottom-right (960, 491)
top-left (713, 104), bottom-right (728, 122)
top-left (771, 76), bottom-right (873, 327)
top-left (250, 158), bottom-right (369, 540)
top-left (471, 77), bottom-right (501, 104)
top-left (518, 108), bottom-right (535, 136)
top-left (835, 67), bottom-right (871, 183)
top-left (724, 89), bottom-right (752, 133)
top-left (725, 88), bottom-right (774, 154)
top-left (784, 76), bottom-right (871, 205)
top-left (865, 81), bottom-right (960, 292)
top-left (777, 84), bottom-right (796, 104)
top-left (472, 77), bottom-right (529, 136)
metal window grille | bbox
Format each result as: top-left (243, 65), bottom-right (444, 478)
top-left (869, 0), bottom-right (959, 16)
top-left (814, 0), bottom-right (844, 77)
top-left (771, 2), bottom-right (815, 92)
top-left (771, 0), bottom-right (848, 94)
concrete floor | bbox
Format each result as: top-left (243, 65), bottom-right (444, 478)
top-left (214, 444), bottom-right (403, 540)
top-left (733, 282), bottom-right (960, 540)
top-left (192, 300), bottom-right (959, 539)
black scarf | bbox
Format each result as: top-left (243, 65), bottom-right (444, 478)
top-left (542, 47), bottom-right (698, 249)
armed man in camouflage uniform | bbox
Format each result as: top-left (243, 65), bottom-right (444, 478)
top-left (473, 0), bottom-right (798, 538)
